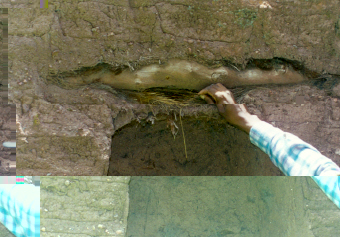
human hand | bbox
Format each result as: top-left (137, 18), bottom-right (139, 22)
top-left (198, 83), bottom-right (262, 134)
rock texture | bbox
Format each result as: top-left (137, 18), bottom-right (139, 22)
top-left (16, 100), bottom-right (114, 175)
top-left (303, 177), bottom-right (340, 237)
top-left (7, 0), bottom-right (340, 90)
top-left (127, 176), bottom-right (340, 237)
top-left (2, 0), bottom-right (340, 175)
top-left (40, 176), bottom-right (130, 237)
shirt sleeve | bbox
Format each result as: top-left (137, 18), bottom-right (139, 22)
top-left (311, 176), bottom-right (340, 209)
top-left (249, 121), bottom-right (340, 176)
top-left (0, 184), bottom-right (40, 237)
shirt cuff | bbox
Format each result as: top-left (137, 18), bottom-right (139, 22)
top-left (249, 121), bottom-right (282, 155)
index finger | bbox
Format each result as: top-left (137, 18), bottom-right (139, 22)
top-left (198, 88), bottom-right (217, 104)
top-left (200, 94), bottom-right (215, 104)
top-left (198, 88), bottom-right (214, 97)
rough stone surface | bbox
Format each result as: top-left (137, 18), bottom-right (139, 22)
top-left (0, 0), bottom-right (38, 8)
top-left (3, 0), bottom-right (340, 175)
top-left (303, 178), bottom-right (340, 237)
top-left (7, 0), bottom-right (340, 87)
top-left (6, 0), bottom-right (340, 103)
top-left (16, 100), bottom-right (114, 175)
top-left (127, 176), bottom-right (340, 237)
top-left (40, 176), bottom-right (130, 237)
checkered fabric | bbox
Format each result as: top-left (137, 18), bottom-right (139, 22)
top-left (312, 176), bottom-right (340, 209)
top-left (250, 121), bottom-right (340, 209)
top-left (0, 184), bottom-right (40, 237)
top-left (250, 121), bottom-right (340, 176)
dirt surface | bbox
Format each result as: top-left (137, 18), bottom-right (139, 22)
top-left (0, 105), bottom-right (16, 176)
top-left (109, 116), bottom-right (281, 176)
top-left (127, 176), bottom-right (340, 237)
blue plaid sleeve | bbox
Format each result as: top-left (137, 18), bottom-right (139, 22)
top-left (249, 121), bottom-right (340, 176)
top-left (312, 176), bottom-right (340, 209)
top-left (0, 184), bottom-right (40, 237)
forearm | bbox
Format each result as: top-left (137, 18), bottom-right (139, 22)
top-left (232, 114), bottom-right (263, 134)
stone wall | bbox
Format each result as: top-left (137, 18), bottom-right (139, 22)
top-left (40, 176), bottom-right (130, 237)
top-left (127, 176), bottom-right (340, 237)
top-left (2, 0), bottom-right (340, 174)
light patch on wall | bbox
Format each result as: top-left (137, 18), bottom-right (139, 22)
top-left (58, 59), bottom-right (307, 91)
